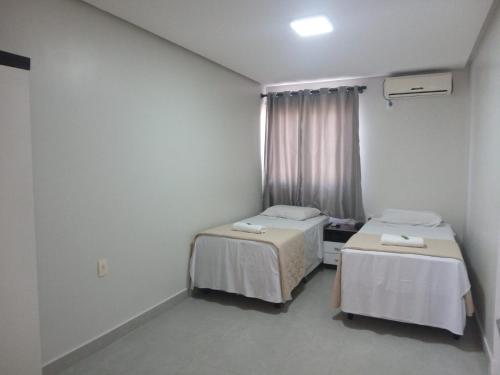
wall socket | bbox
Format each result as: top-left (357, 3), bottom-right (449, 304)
top-left (97, 258), bottom-right (108, 277)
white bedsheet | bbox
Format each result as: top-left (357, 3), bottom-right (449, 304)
top-left (360, 219), bottom-right (455, 239)
top-left (341, 220), bottom-right (471, 335)
top-left (190, 215), bottom-right (328, 303)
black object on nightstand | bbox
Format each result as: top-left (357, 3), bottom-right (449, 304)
top-left (323, 223), bottom-right (363, 266)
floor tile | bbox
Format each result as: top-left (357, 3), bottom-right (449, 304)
top-left (58, 267), bottom-right (487, 375)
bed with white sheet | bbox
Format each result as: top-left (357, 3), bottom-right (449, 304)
top-left (338, 217), bottom-right (473, 335)
top-left (190, 213), bottom-right (328, 303)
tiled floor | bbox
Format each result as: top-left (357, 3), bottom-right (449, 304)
top-left (60, 267), bottom-right (487, 375)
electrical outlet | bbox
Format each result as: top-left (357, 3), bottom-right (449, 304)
top-left (97, 258), bottom-right (108, 277)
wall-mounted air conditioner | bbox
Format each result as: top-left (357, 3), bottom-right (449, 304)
top-left (383, 72), bottom-right (452, 99)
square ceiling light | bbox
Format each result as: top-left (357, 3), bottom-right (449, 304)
top-left (290, 16), bottom-right (333, 37)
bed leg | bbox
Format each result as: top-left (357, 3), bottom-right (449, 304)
top-left (347, 313), bottom-right (354, 320)
top-left (453, 334), bottom-right (460, 340)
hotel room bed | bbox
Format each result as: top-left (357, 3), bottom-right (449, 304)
top-left (190, 214), bottom-right (329, 303)
top-left (336, 219), bottom-right (473, 335)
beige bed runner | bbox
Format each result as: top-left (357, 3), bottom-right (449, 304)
top-left (332, 233), bottom-right (474, 315)
top-left (192, 224), bottom-right (305, 301)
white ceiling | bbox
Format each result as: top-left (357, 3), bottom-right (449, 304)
top-left (83, 0), bottom-right (493, 85)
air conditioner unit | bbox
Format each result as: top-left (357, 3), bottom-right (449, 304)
top-left (383, 72), bottom-right (452, 99)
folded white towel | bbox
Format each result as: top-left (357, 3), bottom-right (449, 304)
top-left (380, 234), bottom-right (425, 248)
top-left (232, 222), bottom-right (267, 234)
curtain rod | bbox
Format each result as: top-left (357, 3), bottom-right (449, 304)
top-left (260, 85), bottom-right (366, 98)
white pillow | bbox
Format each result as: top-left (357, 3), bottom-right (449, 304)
top-left (261, 205), bottom-right (321, 221)
top-left (377, 208), bottom-right (442, 227)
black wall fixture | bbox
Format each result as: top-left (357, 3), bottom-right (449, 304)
top-left (0, 50), bottom-right (30, 70)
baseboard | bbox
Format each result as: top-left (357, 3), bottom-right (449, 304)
top-left (475, 314), bottom-right (497, 375)
top-left (42, 288), bottom-right (188, 375)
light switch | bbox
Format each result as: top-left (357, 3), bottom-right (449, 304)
top-left (97, 258), bottom-right (108, 277)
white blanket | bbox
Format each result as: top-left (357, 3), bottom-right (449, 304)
top-left (190, 215), bottom-right (328, 303)
top-left (341, 220), bottom-right (471, 335)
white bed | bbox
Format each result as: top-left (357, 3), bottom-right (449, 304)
top-left (190, 214), bottom-right (329, 303)
top-left (341, 220), bottom-right (472, 335)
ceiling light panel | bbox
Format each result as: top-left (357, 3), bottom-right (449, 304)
top-left (290, 16), bottom-right (333, 37)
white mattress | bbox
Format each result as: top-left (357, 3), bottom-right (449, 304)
top-left (190, 215), bottom-right (328, 303)
top-left (341, 220), bottom-right (471, 335)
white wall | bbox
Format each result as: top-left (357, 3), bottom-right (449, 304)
top-left (0, 0), bottom-right (262, 364)
top-left (0, 65), bottom-right (41, 375)
top-left (266, 70), bottom-right (470, 239)
top-left (465, 3), bottom-right (500, 373)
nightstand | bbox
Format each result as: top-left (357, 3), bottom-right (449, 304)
top-left (323, 223), bottom-right (362, 266)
